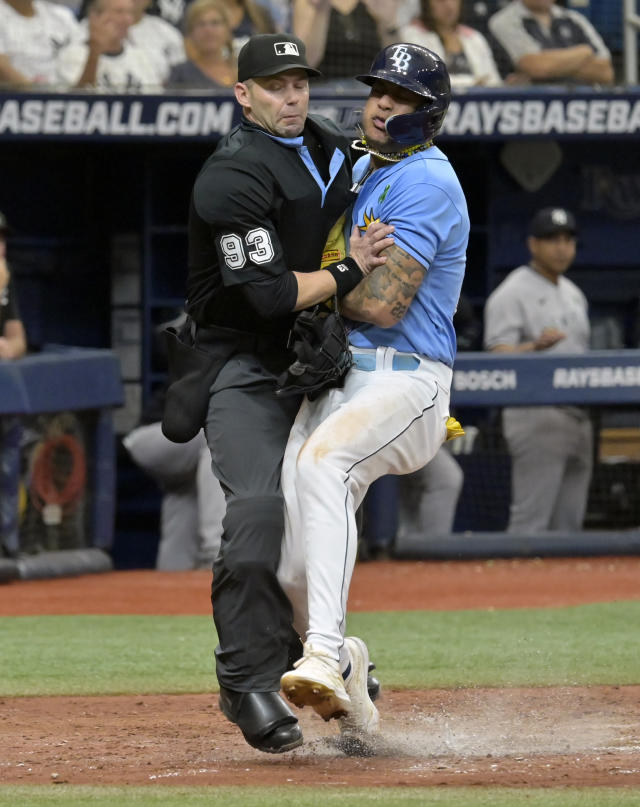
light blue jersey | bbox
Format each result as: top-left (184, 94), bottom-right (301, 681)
top-left (347, 146), bottom-right (469, 367)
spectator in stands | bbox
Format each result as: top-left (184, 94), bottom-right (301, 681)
top-left (146, 0), bottom-right (186, 30)
top-left (401, 0), bottom-right (502, 90)
top-left (483, 207), bottom-right (593, 534)
top-left (56, 0), bottom-right (165, 91)
top-left (165, 0), bottom-right (237, 89)
top-left (221, 0), bottom-right (276, 54)
top-left (0, 0), bottom-right (81, 88)
top-left (0, 211), bottom-right (27, 559)
top-left (82, 0), bottom-right (280, 55)
top-left (254, 0), bottom-right (290, 32)
top-left (128, 0), bottom-right (186, 84)
top-left (488, 0), bottom-right (614, 86)
top-left (293, 0), bottom-right (400, 81)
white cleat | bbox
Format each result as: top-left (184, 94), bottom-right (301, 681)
top-left (339, 636), bottom-right (380, 737)
top-left (281, 643), bottom-right (351, 721)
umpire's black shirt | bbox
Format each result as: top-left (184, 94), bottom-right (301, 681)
top-left (186, 115), bottom-right (354, 341)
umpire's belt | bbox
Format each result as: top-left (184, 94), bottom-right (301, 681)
top-left (350, 347), bottom-right (421, 372)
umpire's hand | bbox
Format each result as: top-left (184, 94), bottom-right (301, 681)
top-left (349, 220), bottom-right (394, 276)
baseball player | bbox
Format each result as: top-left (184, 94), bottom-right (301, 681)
top-left (0, 212), bottom-right (27, 559)
top-left (278, 44), bottom-right (469, 736)
top-left (169, 33), bottom-right (392, 754)
top-left (483, 207), bottom-right (592, 533)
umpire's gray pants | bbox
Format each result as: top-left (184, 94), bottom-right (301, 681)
top-left (502, 406), bottom-right (593, 533)
top-left (205, 354), bottom-right (301, 693)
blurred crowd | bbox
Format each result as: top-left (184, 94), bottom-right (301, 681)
top-left (0, 0), bottom-right (619, 93)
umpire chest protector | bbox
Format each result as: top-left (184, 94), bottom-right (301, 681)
top-left (186, 115), bottom-right (355, 337)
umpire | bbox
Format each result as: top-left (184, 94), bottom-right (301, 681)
top-left (168, 34), bottom-right (391, 753)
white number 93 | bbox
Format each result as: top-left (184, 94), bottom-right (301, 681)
top-left (219, 228), bottom-right (274, 270)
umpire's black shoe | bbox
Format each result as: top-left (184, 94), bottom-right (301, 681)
top-left (218, 687), bottom-right (303, 753)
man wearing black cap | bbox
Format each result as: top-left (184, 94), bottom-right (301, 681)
top-left (170, 33), bottom-right (391, 754)
top-left (483, 206), bottom-right (592, 534)
top-left (0, 212), bottom-right (27, 561)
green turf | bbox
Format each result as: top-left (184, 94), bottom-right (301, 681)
top-left (360, 603), bottom-right (640, 689)
top-left (1, 602), bottom-right (639, 696)
top-left (0, 615), bottom-right (215, 696)
top-left (1, 786), bottom-right (640, 807)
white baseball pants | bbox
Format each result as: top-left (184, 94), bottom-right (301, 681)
top-left (278, 346), bottom-right (452, 661)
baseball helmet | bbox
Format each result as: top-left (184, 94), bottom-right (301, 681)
top-left (356, 43), bottom-right (451, 145)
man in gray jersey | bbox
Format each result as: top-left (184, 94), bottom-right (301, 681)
top-left (483, 207), bottom-right (592, 534)
top-left (488, 0), bottom-right (613, 86)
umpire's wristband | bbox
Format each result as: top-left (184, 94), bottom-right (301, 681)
top-left (324, 257), bottom-right (363, 298)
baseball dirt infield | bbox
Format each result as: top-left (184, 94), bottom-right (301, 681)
top-left (1, 557), bottom-right (639, 788)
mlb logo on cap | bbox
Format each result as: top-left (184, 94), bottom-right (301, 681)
top-left (237, 33), bottom-right (321, 81)
top-left (275, 42), bottom-right (300, 56)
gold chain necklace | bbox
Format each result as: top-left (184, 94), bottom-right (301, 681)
top-left (351, 135), bottom-right (433, 163)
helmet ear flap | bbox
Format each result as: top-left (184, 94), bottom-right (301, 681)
top-left (385, 102), bottom-right (448, 145)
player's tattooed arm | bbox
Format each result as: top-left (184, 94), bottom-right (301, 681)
top-left (340, 243), bottom-right (426, 327)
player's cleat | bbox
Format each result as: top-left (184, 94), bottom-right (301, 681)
top-left (218, 687), bottom-right (303, 753)
top-left (339, 636), bottom-right (380, 736)
top-left (281, 643), bottom-right (351, 721)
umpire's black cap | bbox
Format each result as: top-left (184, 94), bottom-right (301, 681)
top-left (237, 34), bottom-right (321, 82)
top-left (529, 207), bottom-right (577, 239)
top-left (0, 211), bottom-right (11, 235)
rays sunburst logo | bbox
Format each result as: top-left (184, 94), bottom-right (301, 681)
top-left (358, 209), bottom-right (380, 233)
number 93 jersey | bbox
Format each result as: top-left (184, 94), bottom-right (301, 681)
top-left (186, 116), bottom-right (354, 335)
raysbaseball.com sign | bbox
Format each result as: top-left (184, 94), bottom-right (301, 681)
top-left (2, 91), bottom-right (640, 140)
top-left (0, 96), bottom-right (236, 139)
top-left (443, 97), bottom-right (640, 138)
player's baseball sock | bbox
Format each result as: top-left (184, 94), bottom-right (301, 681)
top-left (280, 643), bottom-right (351, 721)
top-left (218, 687), bottom-right (303, 753)
top-left (339, 636), bottom-right (380, 736)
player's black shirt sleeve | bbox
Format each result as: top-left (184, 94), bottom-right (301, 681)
top-left (242, 273), bottom-right (299, 319)
top-left (194, 159), bottom-right (288, 287)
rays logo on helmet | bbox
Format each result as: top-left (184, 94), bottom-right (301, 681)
top-left (389, 45), bottom-right (412, 74)
top-left (275, 42), bottom-right (300, 56)
top-left (356, 43), bottom-right (451, 145)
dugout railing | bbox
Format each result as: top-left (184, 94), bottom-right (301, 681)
top-left (0, 347), bottom-right (124, 581)
top-left (391, 350), bottom-right (640, 560)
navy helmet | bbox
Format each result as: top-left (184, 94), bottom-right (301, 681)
top-left (356, 43), bottom-right (451, 145)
